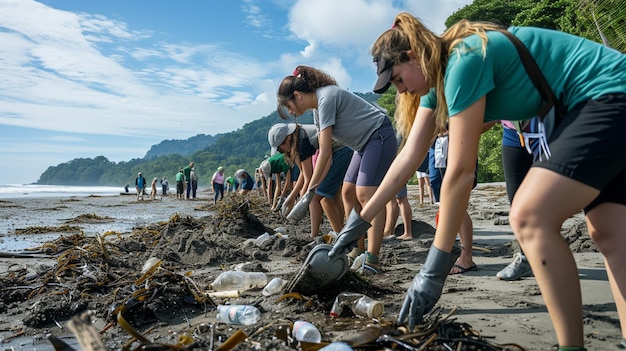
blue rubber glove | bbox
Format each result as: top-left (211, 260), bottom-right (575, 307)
top-left (328, 208), bottom-right (371, 257)
top-left (397, 244), bottom-right (462, 331)
top-left (286, 189), bottom-right (315, 224)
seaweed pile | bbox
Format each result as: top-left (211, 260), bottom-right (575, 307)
top-left (1, 194), bottom-right (527, 350)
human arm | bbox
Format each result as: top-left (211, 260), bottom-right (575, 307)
top-left (270, 172), bottom-right (283, 210)
top-left (284, 158), bottom-right (311, 210)
top-left (398, 97), bottom-right (486, 330)
top-left (307, 127), bottom-right (333, 191)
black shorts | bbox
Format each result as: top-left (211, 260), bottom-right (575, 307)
top-left (533, 94), bottom-right (626, 212)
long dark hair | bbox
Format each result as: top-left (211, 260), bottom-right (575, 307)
top-left (276, 65), bottom-right (337, 120)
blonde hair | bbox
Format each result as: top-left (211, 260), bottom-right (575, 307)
top-left (371, 12), bottom-right (503, 133)
top-left (394, 92), bottom-right (420, 148)
top-left (282, 124), bottom-right (301, 165)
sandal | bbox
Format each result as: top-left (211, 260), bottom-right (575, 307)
top-left (449, 262), bottom-right (477, 275)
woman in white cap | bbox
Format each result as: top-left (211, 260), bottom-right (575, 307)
top-left (268, 122), bottom-right (352, 238)
top-left (276, 65), bottom-right (397, 275)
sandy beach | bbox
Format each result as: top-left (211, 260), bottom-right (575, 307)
top-left (0, 184), bottom-right (622, 350)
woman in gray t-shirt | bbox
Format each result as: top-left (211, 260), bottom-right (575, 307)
top-left (276, 65), bottom-right (397, 275)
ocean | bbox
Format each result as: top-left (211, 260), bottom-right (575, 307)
top-left (0, 184), bottom-right (125, 199)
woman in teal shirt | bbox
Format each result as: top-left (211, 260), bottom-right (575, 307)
top-left (330, 12), bottom-right (626, 350)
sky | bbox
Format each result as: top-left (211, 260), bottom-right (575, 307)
top-left (0, 0), bottom-right (472, 185)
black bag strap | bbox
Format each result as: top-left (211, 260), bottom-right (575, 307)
top-left (499, 30), bottom-right (565, 121)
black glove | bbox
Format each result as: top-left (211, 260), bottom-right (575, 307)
top-left (328, 208), bottom-right (371, 257)
top-left (397, 244), bottom-right (461, 331)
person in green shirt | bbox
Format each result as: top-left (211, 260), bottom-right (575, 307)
top-left (175, 169), bottom-right (185, 200)
top-left (183, 162), bottom-right (194, 200)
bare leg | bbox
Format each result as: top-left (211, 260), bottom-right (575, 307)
top-left (384, 199), bottom-right (399, 238)
top-left (449, 211), bottom-right (475, 273)
top-left (357, 185), bottom-right (385, 257)
top-left (321, 186), bottom-right (345, 233)
top-left (425, 177), bottom-right (434, 204)
top-left (342, 182), bottom-right (364, 251)
top-left (586, 203), bottom-right (626, 339)
top-left (510, 168), bottom-right (599, 347)
top-left (418, 178), bottom-right (425, 204)
top-left (396, 196), bottom-right (413, 240)
top-left (309, 194), bottom-right (324, 238)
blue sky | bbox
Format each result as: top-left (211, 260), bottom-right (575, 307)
top-left (0, 0), bottom-right (471, 184)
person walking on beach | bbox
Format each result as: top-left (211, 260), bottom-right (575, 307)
top-left (211, 166), bottom-right (225, 204)
top-left (183, 162), bottom-right (194, 200)
top-left (277, 65), bottom-right (397, 275)
top-left (150, 177), bottom-right (158, 200)
top-left (161, 177), bottom-right (169, 196)
top-left (175, 169), bottom-right (185, 200)
top-left (135, 172), bottom-right (146, 201)
top-left (330, 12), bottom-right (626, 350)
top-left (190, 168), bottom-right (198, 199)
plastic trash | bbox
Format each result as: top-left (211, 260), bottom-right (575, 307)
top-left (319, 342), bottom-right (353, 350)
top-left (211, 271), bottom-right (268, 292)
top-left (254, 232), bottom-right (271, 245)
top-left (286, 189), bottom-right (315, 224)
top-left (292, 320), bottom-right (322, 343)
top-left (216, 304), bottom-right (261, 326)
top-left (329, 292), bottom-right (384, 319)
top-left (262, 277), bottom-right (287, 296)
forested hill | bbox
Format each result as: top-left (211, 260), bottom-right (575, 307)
top-left (36, 92), bottom-right (379, 187)
top-left (144, 133), bottom-right (224, 159)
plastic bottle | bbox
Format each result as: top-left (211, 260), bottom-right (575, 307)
top-left (254, 232), bottom-right (270, 245)
top-left (211, 271), bottom-right (268, 292)
top-left (262, 277), bottom-right (286, 296)
top-left (329, 292), bottom-right (384, 319)
top-left (292, 320), bottom-right (322, 343)
top-left (216, 304), bottom-right (261, 326)
top-left (319, 342), bottom-right (353, 350)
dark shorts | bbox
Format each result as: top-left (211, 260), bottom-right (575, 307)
top-left (534, 94), bottom-right (626, 212)
top-left (242, 177), bottom-right (254, 190)
top-left (316, 146), bottom-right (352, 199)
top-left (176, 181), bottom-right (184, 194)
top-left (396, 185), bottom-right (408, 198)
top-left (344, 121), bottom-right (397, 187)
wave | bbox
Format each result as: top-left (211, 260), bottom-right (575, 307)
top-left (0, 184), bottom-right (125, 199)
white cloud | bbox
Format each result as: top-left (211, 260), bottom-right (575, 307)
top-left (0, 0), bottom-right (472, 184)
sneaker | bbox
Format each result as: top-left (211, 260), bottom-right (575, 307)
top-left (350, 253), bottom-right (366, 271)
top-left (347, 248), bottom-right (365, 264)
top-left (350, 253), bottom-right (381, 275)
top-left (350, 252), bottom-right (382, 275)
top-left (496, 253), bottom-right (533, 281)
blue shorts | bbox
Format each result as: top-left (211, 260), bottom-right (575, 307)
top-left (344, 120), bottom-right (397, 186)
top-left (396, 185), bottom-right (408, 198)
top-left (316, 146), bottom-right (352, 199)
top-left (290, 165), bottom-right (300, 182)
top-left (242, 177), bottom-right (254, 190)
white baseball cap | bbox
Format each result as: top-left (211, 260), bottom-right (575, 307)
top-left (268, 123), bottom-right (296, 155)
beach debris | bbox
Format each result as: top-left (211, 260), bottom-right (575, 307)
top-left (0, 193), bottom-right (534, 350)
